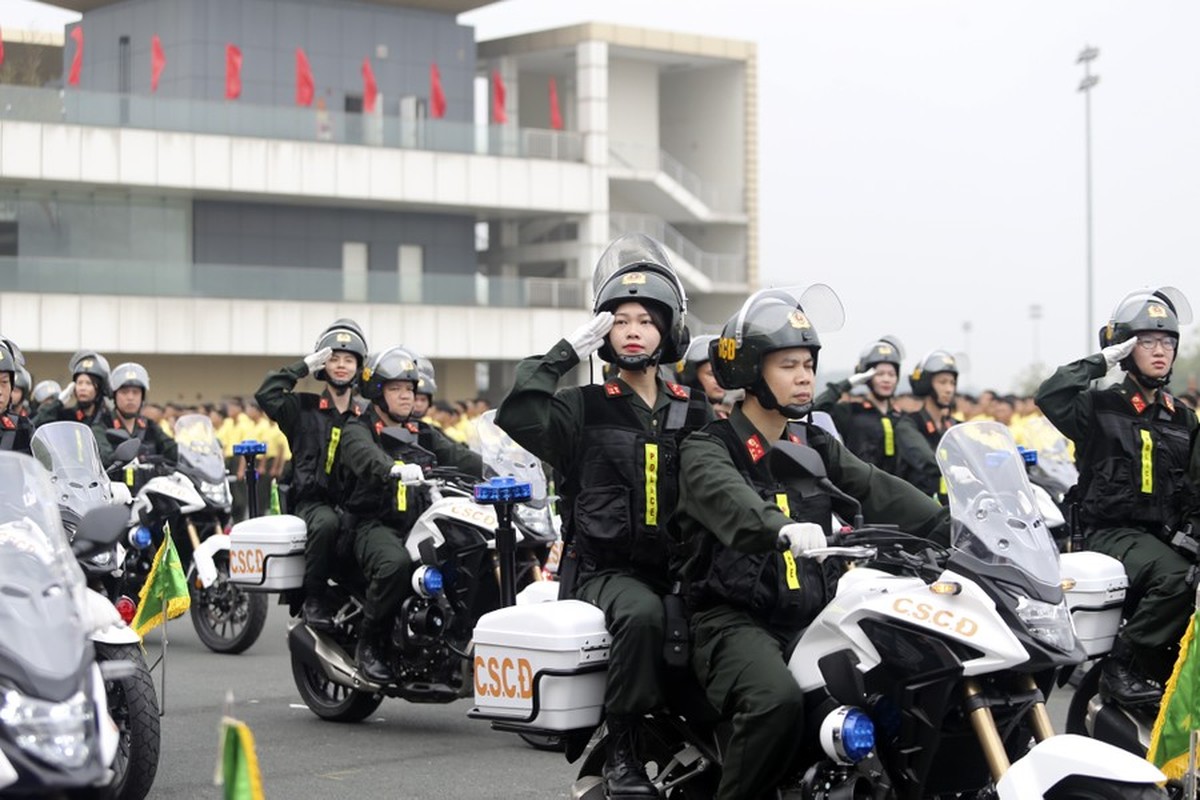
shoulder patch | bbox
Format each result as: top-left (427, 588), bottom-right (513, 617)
top-left (604, 381), bottom-right (623, 398)
top-left (745, 434), bottom-right (766, 463)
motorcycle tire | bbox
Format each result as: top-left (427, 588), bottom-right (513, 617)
top-left (576, 719), bottom-right (719, 798)
top-left (1065, 662), bottom-right (1102, 736)
top-left (189, 552), bottom-right (269, 655)
top-left (289, 649), bottom-right (384, 723)
top-left (1044, 775), bottom-right (1168, 799)
top-left (94, 643), bottom-right (161, 800)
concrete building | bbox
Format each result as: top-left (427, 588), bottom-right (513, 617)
top-left (0, 0), bottom-right (756, 405)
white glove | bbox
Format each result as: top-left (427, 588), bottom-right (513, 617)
top-left (389, 463), bottom-right (425, 483)
top-left (779, 522), bottom-right (827, 559)
top-left (58, 381), bottom-right (76, 405)
top-left (849, 367), bottom-right (877, 387)
top-left (1101, 337), bottom-right (1137, 370)
top-left (304, 346), bottom-right (333, 375)
top-left (566, 312), bottom-right (614, 361)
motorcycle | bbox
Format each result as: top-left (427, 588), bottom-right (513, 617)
top-left (471, 421), bottom-right (1165, 799)
top-left (30, 422), bottom-right (162, 800)
top-left (1019, 416), bottom-right (1080, 548)
top-left (111, 414), bottom-right (269, 655)
top-left (0, 451), bottom-right (137, 797)
top-left (227, 417), bottom-right (556, 724)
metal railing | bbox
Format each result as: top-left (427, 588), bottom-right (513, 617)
top-left (608, 140), bottom-right (743, 213)
top-left (0, 85), bottom-right (583, 162)
top-left (609, 213), bottom-right (746, 286)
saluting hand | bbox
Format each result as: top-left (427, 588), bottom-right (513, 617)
top-left (567, 312), bottom-right (614, 361)
top-left (1101, 337), bottom-right (1137, 370)
top-left (304, 346), bottom-right (334, 375)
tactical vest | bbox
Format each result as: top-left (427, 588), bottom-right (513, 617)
top-left (908, 408), bottom-right (955, 452)
top-left (1076, 389), bottom-right (1195, 533)
top-left (288, 394), bottom-right (356, 505)
top-left (343, 418), bottom-right (439, 530)
top-left (561, 381), bottom-right (708, 582)
top-left (689, 419), bottom-right (833, 633)
top-left (841, 402), bottom-right (900, 473)
top-left (0, 413), bottom-right (30, 454)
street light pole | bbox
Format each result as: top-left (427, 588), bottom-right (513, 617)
top-left (1077, 45), bottom-right (1100, 353)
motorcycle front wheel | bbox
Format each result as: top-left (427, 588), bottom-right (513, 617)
top-left (1044, 776), bottom-right (1168, 799)
top-left (289, 649), bottom-right (383, 723)
top-left (189, 552), bottom-right (269, 654)
top-left (1065, 663), bottom-right (1102, 736)
top-left (94, 643), bottom-right (161, 800)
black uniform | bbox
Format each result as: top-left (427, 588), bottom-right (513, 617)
top-left (99, 414), bottom-right (178, 472)
top-left (1037, 356), bottom-right (1200, 677)
top-left (677, 407), bottom-right (946, 800)
top-left (0, 412), bottom-right (32, 455)
top-left (813, 380), bottom-right (941, 496)
top-left (34, 400), bottom-right (115, 463)
top-left (496, 339), bottom-right (710, 717)
top-left (907, 406), bottom-right (957, 452)
top-left (337, 406), bottom-right (482, 634)
top-left (255, 360), bottom-right (359, 599)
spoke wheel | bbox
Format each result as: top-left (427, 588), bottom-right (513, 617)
top-left (189, 553), bottom-right (268, 654)
top-left (289, 650), bottom-right (383, 723)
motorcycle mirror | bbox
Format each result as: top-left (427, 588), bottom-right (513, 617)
top-left (70, 504), bottom-right (132, 557)
top-left (767, 441), bottom-right (829, 481)
top-left (105, 427), bottom-right (133, 445)
top-left (112, 438), bottom-right (141, 465)
top-left (818, 650), bottom-right (867, 706)
top-left (379, 426), bottom-right (419, 447)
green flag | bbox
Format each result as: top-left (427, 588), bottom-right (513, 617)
top-left (1147, 609), bottom-right (1200, 780)
top-left (268, 480), bottom-right (281, 515)
top-left (131, 529), bottom-right (191, 638)
top-left (218, 716), bottom-right (265, 800)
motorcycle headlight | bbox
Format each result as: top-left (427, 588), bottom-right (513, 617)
top-left (514, 504), bottom-right (554, 539)
top-left (87, 548), bottom-right (115, 569)
top-left (0, 689), bottom-right (94, 768)
top-left (1014, 596), bottom-right (1076, 652)
top-left (201, 481), bottom-right (230, 505)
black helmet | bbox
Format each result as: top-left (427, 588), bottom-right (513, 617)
top-left (110, 362), bottom-right (150, 399)
top-left (1099, 286), bottom-right (1191, 388)
top-left (0, 336), bottom-right (24, 368)
top-left (592, 234), bottom-right (689, 368)
top-left (909, 350), bottom-right (959, 398)
top-left (710, 285), bottom-right (844, 417)
top-left (675, 334), bottom-right (717, 389)
top-left (416, 357), bottom-right (437, 398)
top-left (359, 346), bottom-right (421, 404)
top-left (32, 380), bottom-right (61, 406)
top-left (313, 318), bottom-right (368, 385)
top-left (0, 346), bottom-right (14, 382)
top-left (68, 350), bottom-right (111, 397)
top-left (855, 336), bottom-right (905, 373)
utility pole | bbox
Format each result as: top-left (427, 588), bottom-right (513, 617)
top-left (1077, 45), bottom-right (1100, 352)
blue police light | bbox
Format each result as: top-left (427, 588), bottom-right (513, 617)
top-left (233, 440), bottom-right (268, 456)
top-left (1017, 446), bottom-right (1039, 466)
top-left (839, 708), bottom-right (876, 763)
top-left (473, 476), bottom-right (532, 505)
top-left (411, 565), bottom-right (444, 598)
top-left (128, 525), bottom-right (153, 550)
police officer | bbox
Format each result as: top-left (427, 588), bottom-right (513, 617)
top-left (676, 334), bottom-right (742, 418)
top-left (1037, 287), bottom-right (1199, 706)
top-left (256, 319), bottom-right (368, 630)
top-left (497, 234), bottom-right (710, 799)
top-left (33, 350), bottom-right (114, 429)
top-left (338, 346), bottom-right (482, 683)
top-left (0, 345), bottom-right (32, 454)
top-left (30, 380), bottom-right (62, 417)
top-left (906, 349), bottom-right (960, 451)
top-left (105, 361), bottom-right (178, 470)
top-left (10, 367), bottom-right (30, 417)
top-left (813, 336), bottom-right (941, 495)
top-left (676, 288), bottom-right (946, 800)
top-left (413, 356), bottom-right (436, 421)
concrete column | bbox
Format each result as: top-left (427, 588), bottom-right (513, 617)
top-left (575, 40), bottom-right (609, 295)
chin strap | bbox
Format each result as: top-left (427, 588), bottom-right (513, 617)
top-left (612, 348), bottom-right (663, 372)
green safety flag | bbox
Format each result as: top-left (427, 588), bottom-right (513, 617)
top-left (268, 480), bottom-right (281, 515)
top-left (1147, 608), bottom-right (1200, 780)
top-left (217, 716), bottom-right (265, 800)
top-left (131, 529), bottom-right (191, 638)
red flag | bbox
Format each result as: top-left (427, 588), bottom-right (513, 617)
top-left (0, 27), bottom-right (6, 68)
top-left (491, 69), bottom-right (507, 124)
top-left (295, 48), bottom-right (314, 107)
top-left (225, 43), bottom-right (241, 100)
top-left (429, 62), bottom-right (446, 119)
top-left (549, 77), bottom-right (563, 130)
top-left (150, 35), bottom-right (165, 92)
top-left (362, 57), bottom-right (378, 113)
top-left (68, 26), bottom-right (84, 86)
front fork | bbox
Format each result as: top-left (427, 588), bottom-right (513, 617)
top-left (963, 675), bottom-right (1055, 782)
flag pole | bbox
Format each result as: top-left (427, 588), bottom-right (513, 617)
top-left (159, 523), bottom-right (171, 717)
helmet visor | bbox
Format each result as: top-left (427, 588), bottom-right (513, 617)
top-left (1111, 286), bottom-right (1193, 327)
top-left (730, 285), bottom-right (845, 347)
top-left (593, 234), bottom-right (688, 314)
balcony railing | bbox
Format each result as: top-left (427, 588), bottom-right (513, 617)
top-left (0, 85), bottom-right (583, 162)
top-left (0, 256), bottom-right (587, 309)
top-left (608, 141), bottom-right (743, 213)
top-left (609, 213), bottom-right (745, 286)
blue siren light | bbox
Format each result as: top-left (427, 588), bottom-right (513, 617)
top-left (473, 476), bottom-right (532, 505)
top-left (129, 525), bottom-right (153, 550)
top-left (841, 708), bottom-right (876, 763)
top-left (233, 440), bottom-right (268, 456)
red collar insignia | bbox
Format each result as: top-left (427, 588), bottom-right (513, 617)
top-left (1, 416), bottom-right (14, 430)
top-left (1163, 393), bottom-right (1176, 414)
top-left (604, 381), bottom-right (623, 398)
top-left (787, 433), bottom-right (802, 444)
top-left (406, 422), bottom-right (420, 433)
top-left (926, 420), bottom-right (935, 434)
top-left (75, 410), bottom-right (86, 422)
top-left (666, 382), bottom-right (689, 400)
top-left (319, 397), bottom-right (330, 410)
top-left (374, 420), bottom-right (385, 435)
top-left (112, 419), bottom-right (121, 429)
top-left (746, 434), bottom-right (766, 463)
top-left (1130, 393), bottom-right (1148, 414)
top-left (136, 418), bottom-right (146, 429)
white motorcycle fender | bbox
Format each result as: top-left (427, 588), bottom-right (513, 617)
top-left (192, 533), bottom-right (229, 588)
top-left (84, 589), bottom-right (141, 645)
top-left (91, 662), bottom-right (120, 768)
top-left (995, 734), bottom-right (1164, 797)
top-left (0, 748), bottom-right (15, 790)
top-left (1030, 482), bottom-right (1066, 528)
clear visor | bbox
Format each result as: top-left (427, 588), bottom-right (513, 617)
top-left (593, 234), bottom-right (688, 313)
top-left (1110, 286), bottom-right (1193, 326)
top-left (730, 285), bottom-right (845, 347)
top-left (174, 414), bottom-right (227, 483)
top-left (0, 453), bottom-right (85, 596)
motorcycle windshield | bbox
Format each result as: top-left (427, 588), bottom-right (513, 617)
top-left (30, 421), bottom-right (114, 514)
top-left (1020, 417), bottom-right (1078, 495)
top-left (173, 414), bottom-right (227, 483)
top-left (475, 410), bottom-right (548, 507)
top-left (936, 422), bottom-right (1061, 588)
top-left (0, 453), bottom-right (89, 686)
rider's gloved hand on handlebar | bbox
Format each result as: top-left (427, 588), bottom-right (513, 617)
top-left (848, 367), bottom-right (876, 387)
top-left (57, 381), bottom-right (75, 405)
top-left (779, 522), bottom-right (827, 559)
top-left (389, 463), bottom-right (425, 483)
top-left (304, 346), bottom-right (333, 375)
top-left (566, 312), bottom-right (614, 361)
top-left (1101, 337), bottom-right (1137, 370)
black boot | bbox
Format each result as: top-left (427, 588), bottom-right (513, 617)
top-left (1100, 638), bottom-right (1162, 707)
top-left (603, 715), bottom-right (658, 799)
top-left (302, 591), bottom-right (337, 631)
top-left (355, 631), bottom-right (395, 684)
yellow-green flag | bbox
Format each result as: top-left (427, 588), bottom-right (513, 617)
top-left (131, 530), bottom-right (191, 638)
top-left (268, 480), bottom-right (281, 515)
top-left (218, 716), bottom-right (265, 800)
top-left (1147, 610), bottom-right (1200, 780)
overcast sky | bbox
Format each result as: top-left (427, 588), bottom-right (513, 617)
top-left (5, 1), bottom-right (1199, 392)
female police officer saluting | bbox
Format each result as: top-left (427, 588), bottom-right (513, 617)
top-left (497, 234), bottom-right (710, 799)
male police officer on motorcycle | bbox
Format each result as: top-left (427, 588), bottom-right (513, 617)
top-left (256, 319), bottom-right (368, 630)
top-left (813, 336), bottom-right (941, 495)
top-left (338, 346), bottom-right (482, 683)
top-left (1037, 287), bottom-right (1200, 707)
top-left (676, 334), bottom-right (742, 418)
top-left (906, 349), bottom-right (960, 452)
top-left (497, 234), bottom-right (711, 799)
top-left (0, 344), bottom-right (32, 454)
top-left (676, 288), bottom-right (946, 800)
top-left (105, 362), bottom-right (178, 471)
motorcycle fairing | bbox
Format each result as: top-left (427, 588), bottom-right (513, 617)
top-left (994, 734), bottom-right (1163, 797)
